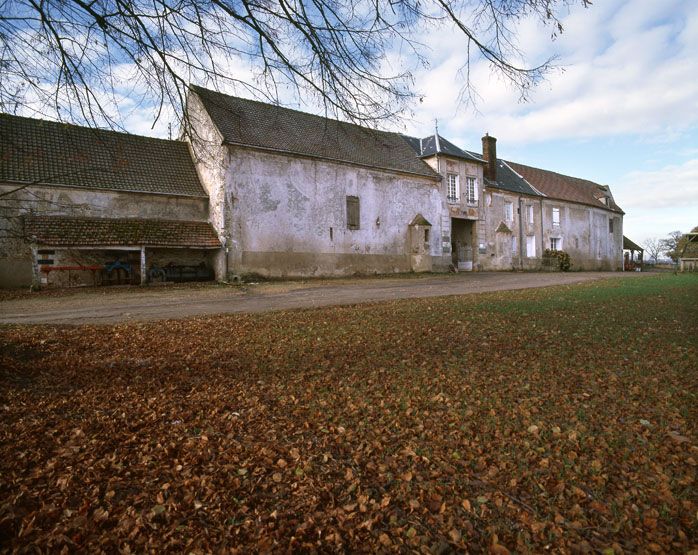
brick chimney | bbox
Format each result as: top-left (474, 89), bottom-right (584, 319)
top-left (482, 133), bottom-right (497, 182)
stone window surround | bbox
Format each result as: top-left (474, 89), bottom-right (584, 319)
top-left (464, 176), bottom-right (478, 205)
top-left (552, 207), bottom-right (561, 227)
top-left (504, 201), bottom-right (514, 222)
top-left (446, 173), bottom-right (459, 203)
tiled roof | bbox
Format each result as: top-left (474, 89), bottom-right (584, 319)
top-left (25, 216), bottom-right (220, 248)
top-left (507, 161), bottom-right (623, 213)
top-left (1, 113), bottom-right (207, 197)
top-left (402, 134), bottom-right (484, 163)
top-left (409, 213), bottom-right (432, 226)
top-left (190, 86), bottom-right (439, 180)
top-left (487, 160), bottom-right (542, 197)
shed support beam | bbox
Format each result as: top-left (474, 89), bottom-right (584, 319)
top-left (140, 246), bottom-right (146, 285)
top-left (30, 243), bottom-right (41, 290)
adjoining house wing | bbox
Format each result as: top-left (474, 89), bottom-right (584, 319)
top-left (0, 113), bottom-right (207, 197)
top-left (190, 86), bottom-right (439, 180)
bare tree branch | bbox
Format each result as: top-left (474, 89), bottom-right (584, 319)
top-left (0, 0), bottom-right (591, 130)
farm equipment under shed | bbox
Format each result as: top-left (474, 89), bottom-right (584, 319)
top-left (148, 262), bottom-right (213, 283)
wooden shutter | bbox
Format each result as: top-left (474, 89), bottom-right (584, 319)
top-left (346, 196), bottom-right (360, 229)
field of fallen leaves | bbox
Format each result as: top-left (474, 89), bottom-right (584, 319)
top-left (1, 274), bottom-right (697, 553)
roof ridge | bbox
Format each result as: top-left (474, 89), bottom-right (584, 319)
top-left (26, 214), bottom-right (211, 224)
top-left (0, 112), bottom-right (183, 146)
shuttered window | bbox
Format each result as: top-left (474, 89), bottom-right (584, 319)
top-left (346, 196), bottom-right (360, 230)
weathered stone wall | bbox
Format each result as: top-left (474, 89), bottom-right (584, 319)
top-left (540, 199), bottom-right (622, 271)
top-left (184, 93), bottom-right (230, 279)
top-left (479, 190), bottom-right (540, 271)
top-left (224, 147), bottom-right (445, 278)
top-left (478, 190), bottom-right (622, 271)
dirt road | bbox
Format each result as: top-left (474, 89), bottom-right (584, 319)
top-left (0, 272), bottom-right (647, 325)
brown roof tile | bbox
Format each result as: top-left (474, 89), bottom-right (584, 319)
top-left (190, 86), bottom-right (439, 180)
top-left (507, 161), bottom-right (623, 213)
top-left (1, 113), bottom-right (207, 197)
top-left (25, 216), bottom-right (220, 248)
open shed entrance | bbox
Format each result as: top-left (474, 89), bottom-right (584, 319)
top-left (622, 235), bottom-right (644, 271)
top-left (26, 215), bottom-right (221, 288)
top-left (451, 218), bottom-right (474, 271)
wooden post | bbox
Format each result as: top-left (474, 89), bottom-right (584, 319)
top-left (140, 246), bottom-right (146, 285)
top-left (30, 243), bottom-right (41, 290)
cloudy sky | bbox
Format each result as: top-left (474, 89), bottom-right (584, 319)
top-left (118, 0), bottom-right (696, 245)
top-left (398, 0), bottom-right (698, 244)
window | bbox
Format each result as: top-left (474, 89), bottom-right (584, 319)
top-left (511, 235), bottom-right (518, 255)
top-left (526, 236), bottom-right (536, 258)
top-left (550, 237), bottom-right (562, 251)
top-left (552, 207), bottom-right (560, 227)
top-left (527, 205), bottom-right (534, 225)
top-left (609, 218), bottom-right (614, 233)
top-left (504, 202), bottom-right (514, 222)
top-left (447, 174), bottom-right (459, 203)
top-left (424, 228), bottom-right (430, 243)
top-left (346, 196), bottom-right (360, 230)
top-left (465, 177), bottom-right (477, 204)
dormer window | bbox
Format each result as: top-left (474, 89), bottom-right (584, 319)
top-left (447, 173), bottom-right (459, 203)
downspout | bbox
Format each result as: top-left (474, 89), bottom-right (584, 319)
top-left (30, 242), bottom-right (40, 290)
top-left (518, 196), bottom-right (524, 270)
top-left (539, 198), bottom-right (545, 259)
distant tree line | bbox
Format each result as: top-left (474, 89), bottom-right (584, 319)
top-left (643, 227), bottom-right (698, 264)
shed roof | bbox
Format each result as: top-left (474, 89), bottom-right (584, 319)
top-left (25, 216), bottom-right (220, 248)
top-left (0, 113), bottom-right (207, 197)
top-left (190, 86), bottom-right (439, 180)
top-left (623, 236), bottom-right (644, 251)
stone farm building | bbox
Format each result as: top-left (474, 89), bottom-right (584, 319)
top-left (0, 86), bottom-right (624, 288)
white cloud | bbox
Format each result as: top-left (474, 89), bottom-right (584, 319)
top-left (615, 158), bottom-right (698, 242)
top-left (616, 158), bottom-right (698, 210)
top-left (407, 0), bottom-right (698, 145)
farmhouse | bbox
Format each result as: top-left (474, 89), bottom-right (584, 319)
top-left (0, 86), bottom-right (624, 288)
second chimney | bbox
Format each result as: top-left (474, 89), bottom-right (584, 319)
top-left (482, 133), bottom-right (497, 182)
